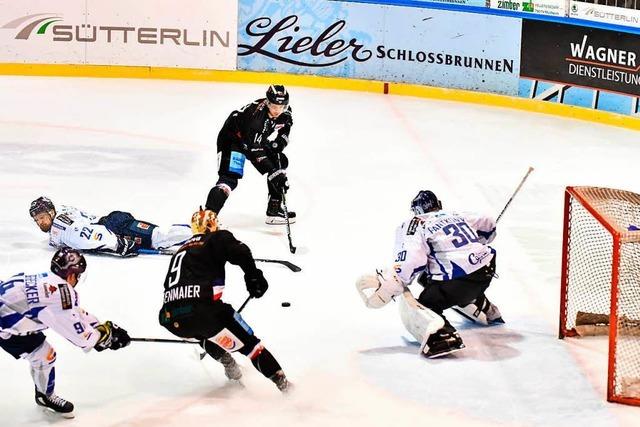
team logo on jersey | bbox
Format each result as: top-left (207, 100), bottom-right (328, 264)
top-left (46, 348), bottom-right (57, 363)
top-left (136, 223), bottom-right (150, 230)
top-left (59, 283), bottom-right (72, 310)
top-left (469, 251), bottom-right (491, 265)
top-left (212, 328), bottom-right (244, 351)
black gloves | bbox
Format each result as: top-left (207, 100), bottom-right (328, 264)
top-left (268, 134), bottom-right (289, 152)
top-left (95, 321), bottom-right (131, 352)
top-left (244, 269), bottom-right (268, 298)
top-left (115, 236), bottom-right (138, 257)
top-left (268, 169), bottom-right (289, 194)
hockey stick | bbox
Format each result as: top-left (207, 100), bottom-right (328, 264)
top-left (254, 258), bottom-right (301, 272)
top-left (131, 337), bottom-right (199, 344)
top-left (138, 248), bottom-right (301, 272)
top-left (281, 191), bottom-right (296, 254)
top-left (496, 166), bottom-right (534, 223)
top-left (237, 295), bottom-right (252, 313)
top-left (277, 153), bottom-right (296, 254)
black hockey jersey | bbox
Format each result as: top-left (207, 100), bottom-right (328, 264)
top-left (217, 98), bottom-right (293, 174)
top-left (161, 230), bottom-right (258, 308)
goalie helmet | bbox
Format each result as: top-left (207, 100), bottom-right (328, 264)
top-left (266, 85), bottom-right (289, 106)
top-left (51, 248), bottom-right (87, 281)
top-left (411, 190), bottom-right (442, 215)
top-left (29, 196), bottom-right (55, 218)
top-left (191, 208), bottom-right (219, 234)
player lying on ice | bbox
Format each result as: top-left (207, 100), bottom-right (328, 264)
top-left (356, 190), bottom-right (504, 359)
top-left (29, 196), bottom-right (192, 257)
top-left (0, 248), bottom-right (131, 418)
top-left (159, 208), bottom-right (292, 392)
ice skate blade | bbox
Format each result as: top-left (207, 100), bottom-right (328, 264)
top-left (265, 216), bottom-right (297, 225)
top-left (423, 345), bottom-right (465, 359)
top-left (40, 407), bottom-right (75, 419)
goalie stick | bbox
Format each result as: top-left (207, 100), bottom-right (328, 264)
top-left (138, 248), bottom-right (302, 272)
top-left (496, 166), bottom-right (534, 223)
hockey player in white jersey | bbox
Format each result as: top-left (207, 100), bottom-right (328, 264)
top-left (0, 248), bottom-right (131, 417)
top-left (29, 196), bottom-right (191, 257)
top-left (357, 190), bottom-right (503, 358)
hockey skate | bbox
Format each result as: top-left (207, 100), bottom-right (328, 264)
top-left (219, 352), bottom-right (242, 381)
top-left (265, 198), bottom-right (296, 225)
top-left (452, 294), bottom-right (504, 326)
top-left (422, 327), bottom-right (465, 359)
top-left (270, 370), bottom-right (292, 393)
top-left (35, 390), bottom-right (74, 418)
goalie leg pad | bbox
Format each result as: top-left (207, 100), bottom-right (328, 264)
top-left (398, 291), bottom-right (445, 348)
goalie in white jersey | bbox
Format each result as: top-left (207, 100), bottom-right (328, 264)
top-left (357, 190), bottom-right (503, 358)
top-left (0, 248), bottom-right (131, 417)
top-left (29, 196), bottom-right (191, 257)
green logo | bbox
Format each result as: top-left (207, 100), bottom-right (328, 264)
top-left (523, 1), bottom-right (534, 12)
top-left (1, 13), bottom-right (62, 40)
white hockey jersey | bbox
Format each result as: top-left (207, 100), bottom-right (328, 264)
top-left (49, 205), bottom-right (119, 252)
top-left (0, 272), bottom-right (101, 351)
top-left (393, 210), bottom-right (496, 284)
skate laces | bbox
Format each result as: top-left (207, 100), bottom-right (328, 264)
top-left (42, 393), bottom-right (69, 408)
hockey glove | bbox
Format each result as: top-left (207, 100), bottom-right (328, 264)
top-left (95, 321), bottom-right (131, 352)
top-left (268, 134), bottom-right (289, 152)
top-left (267, 169), bottom-right (289, 194)
top-left (115, 236), bottom-right (138, 258)
top-left (245, 269), bottom-right (268, 298)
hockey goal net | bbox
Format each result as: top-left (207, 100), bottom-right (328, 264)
top-left (560, 186), bottom-right (640, 406)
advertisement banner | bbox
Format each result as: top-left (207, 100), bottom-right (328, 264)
top-left (0, 0), bottom-right (237, 69)
top-left (569, 2), bottom-right (640, 28)
top-left (521, 19), bottom-right (640, 97)
top-left (238, 0), bottom-right (521, 95)
top-left (489, 0), bottom-right (565, 16)
top-left (413, 0), bottom-right (488, 7)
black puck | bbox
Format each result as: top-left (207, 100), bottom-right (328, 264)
top-left (281, 302), bottom-right (291, 307)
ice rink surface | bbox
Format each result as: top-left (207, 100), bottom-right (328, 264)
top-left (1, 76), bottom-right (639, 426)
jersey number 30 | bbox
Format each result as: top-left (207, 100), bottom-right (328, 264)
top-left (443, 222), bottom-right (479, 248)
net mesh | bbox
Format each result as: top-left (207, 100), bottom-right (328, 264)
top-left (563, 186), bottom-right (640, 402)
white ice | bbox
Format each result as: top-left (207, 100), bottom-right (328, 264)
top-left (1, 76), bottom-right (639, 426)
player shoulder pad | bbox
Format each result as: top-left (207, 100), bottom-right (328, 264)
top-left (40, 277), bottom-right (76, 310)
top-left (406, 217), bottom-right (424, 236)
top-left (57, 283), bottom-right (75, 310)
top-left (56, 214), bottom-right (74, 226)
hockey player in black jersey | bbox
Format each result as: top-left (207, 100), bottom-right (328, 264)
top-left (158, 209), bottom-right (291, 392)
top-left (205, 85), bottom-right (296, 225)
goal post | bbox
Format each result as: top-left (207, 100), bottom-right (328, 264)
top-left (560, 186), bottom-right (640, 406)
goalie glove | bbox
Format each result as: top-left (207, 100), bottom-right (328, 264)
top-left (94, 321), bottom-right (131, 352)
top-left (356, 268), bottom-right (405, 309)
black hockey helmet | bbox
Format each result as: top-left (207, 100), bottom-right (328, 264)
top-left (51, 248), bottom-right (87, 281)
top-left (411, 190), bottom-right (442, 215)
top-left (266, 85), bottom-right (289, 106)
top-left (29, 196), bottom-right (55, 218)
